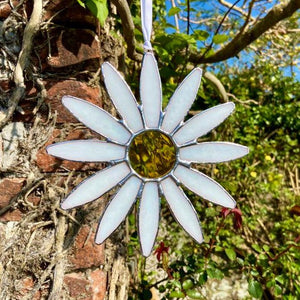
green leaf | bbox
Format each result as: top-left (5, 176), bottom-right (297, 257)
top-left (274, 284), bottom-right (282, 296)
top-left (275, 275), bottom-right (285, 285)
top-left (225, 248), bottom-right (236, 261)
top-left (182, 279), bottom-right (194, 290)
top-left (186, 289), bottom-right (203, 299)
top-left (252, 244), bottom-right (262, 253)
top-left (192, 30), bottom-right (209, 41)
top-left (198, 271), bottom-right (208, 285)
top-left (248, 280), bottom-right (263, 299)
top-left (77, 0), bottom-right (86, 7)
top-left (212, 34), bottom-right (229, 44)
top-left (169, 291), bottom-right (185, 298)
top-left (86, 0), bottom-right (108, 27)
top-left (207, 268), bottom-right (224, 280)
top-left (168, 7), bottom-right (181, 16)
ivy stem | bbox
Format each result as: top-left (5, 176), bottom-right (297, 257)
top-left (205, 218), bottom-right (226, 258)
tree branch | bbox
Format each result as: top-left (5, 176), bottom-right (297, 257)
top-left (0, 0), bottom-right (43, 129)
top-left (190, 0), bottom-right (300, 64)
top-left (203, 72), bottom-right (228, 103)
top-left (111, 0), bottom-right (143, 61)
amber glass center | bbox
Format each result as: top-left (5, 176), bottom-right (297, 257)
top-left (128, 130), bottom-right (176, 178)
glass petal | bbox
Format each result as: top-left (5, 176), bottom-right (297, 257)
top-left (174, 165), bottom-right (236, 208)
top-left (139, 182), bottom-right (160, 256)
top-left (179, 142), bottom-right (249, 163)
top-left (161, 68), bottom-right (202, 134)
top-left (61, 162), bottom-right (131, 210)
top-left (102, 62), bottom-right (144, 133)
top-left (47, 140), bottom-right (126, 162)
top-left (140, 53), bottom-right (162, 128)
top-left (173, 102), bottom-right (235, 145)
top-left (95, 176), bottom-right (142, 244)
top-left (62, 96), bottom-right (131, 144)
top-left (160, 177), bottom-right (203, 243)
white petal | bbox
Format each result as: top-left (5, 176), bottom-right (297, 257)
top-left (160, 177), bottom-right (203, 243)
top-left (174, 165), bottom-right (236, 208)
top-left (173, 102), bottom-right (235, 145)
top-left (102, 62), bottom-right (144, 133)
top-left (47, 140), bottom-right (126, 162)
top-left (179, 142), bottom-right (249, 163)
top-left (62, 96), bottom-right (131, 144)
top-left (139, 182), bottom-right (160, 256)
top-left (140, 53), bottom-right (162, 128)
top-left (61, 162), bottom-right (130, 209)
top-left (161, 68), bottom-right (202, 133)
top-left (95, 176), bottom-right (142, 244)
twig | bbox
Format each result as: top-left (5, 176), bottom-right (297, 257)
top-left (187, 0), bottom-right (190, 35)
top-left (190, 0), bottom-right (300, 64)
top-left (171, 0), bottom-right (180, 32)
top-left (48, 215), bottom-right (67, 300)
top-left (267, 235), bottom-right (300, 262)
top-left (227, 93), bottom-right (258, 105)
top-left (218, 0), bottom-right (255, 21)
top-left (199, 0), bottom-right (242, 61)
top-left (0, 0), bottom-right (43, 129)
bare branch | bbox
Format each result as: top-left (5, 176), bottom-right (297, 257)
top-left (171, 0), bottom-right (180, 32)
top-left (190, 0), bottom-right (300, 64)
top-left (111, 0), bottom-right (143, 62)
top-left (218, 0), bottom-right (255, 21)
top-left (178, 15), bottom-right (212, 25)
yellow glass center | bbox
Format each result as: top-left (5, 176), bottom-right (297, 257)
top-left (128, 130), bottom-right (176, 178)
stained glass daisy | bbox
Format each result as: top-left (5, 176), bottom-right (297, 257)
top-left (46, 53), bottom-right (249, 256)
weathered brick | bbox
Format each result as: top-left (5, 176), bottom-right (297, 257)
top-left (14, 276), bottom-right (41, 300)
top-left (68, 225), bottom-right (105, 270)
top-left (43, 0), bottom-right (98, 29)
top-left (64, 272), bottom-right (92, 299)
top-left (44, 80), bottom-right (101, 123)
top-left (0, 178), bottom-right (24, 208)
top-left (0, 178), bottom-right (25, 206)
top-left (0, 178), bottom-right (41, 221)
top-left (0, 1), bottom-right (19, 18)
top-left (0, 80), bottom-right (11, 91)
top-left (89, 269), bottom-right (107, 300)
top-left (48, 29), bottom-right (101, 68)
top-left (16, 80), bottom-right (101, 123)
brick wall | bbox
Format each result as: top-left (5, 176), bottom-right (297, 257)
top-left (0, 0), bottom-right (122, 298)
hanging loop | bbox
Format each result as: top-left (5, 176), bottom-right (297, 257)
top-left (141, 0), bottom-right (153, 51)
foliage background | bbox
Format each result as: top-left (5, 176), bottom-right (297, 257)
top-left (104, 0), bottom-right (299, 299)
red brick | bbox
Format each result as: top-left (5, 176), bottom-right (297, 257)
top-left (36, 129), bottom-right (102, 172)
top-left (0, 209), bottom-right (22, 222)
top-left (45, 80), bottom-right (101, 123)
top-left (69, 225), bottom-right (105, 270)
top-left (0, 178), bottom-right (25, 208)
top-left (64, 272), bottom-right (92, 299)
top-left (0, 1), bottom-right (19, 18)
top-left (0, 80), bottom-right (11, 91)
top-left (16, 80), bottom-right (101, 123)
top-left (44, 0), bottom-right (98, 29)
top-left (48, 29), bottom-right (101, 68)
top-left (89, 269), bottom-right (106, 300)
top-left (0, 178), bottom-right (42, 221)
top-left (15, 276), bottom-right (41, 300)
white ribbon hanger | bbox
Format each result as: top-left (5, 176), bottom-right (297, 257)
top-left (141, 0), bottom-right (153, 51)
